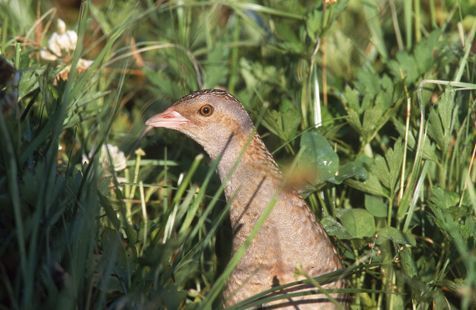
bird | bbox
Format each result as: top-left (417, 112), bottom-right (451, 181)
top-left (146, 89), bottom-right (345, 309)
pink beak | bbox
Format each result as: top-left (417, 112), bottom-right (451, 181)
top-left (145, 107), bottom-right (189, 129)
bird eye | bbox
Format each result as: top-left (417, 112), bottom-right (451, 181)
top-left (199, 104), bottom-right (214, 117)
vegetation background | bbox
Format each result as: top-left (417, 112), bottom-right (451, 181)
top-left (0, 0), bottom-right (475, 309)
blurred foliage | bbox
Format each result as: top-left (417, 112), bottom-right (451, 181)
top-left (0, 0), bottom-right (475, 309)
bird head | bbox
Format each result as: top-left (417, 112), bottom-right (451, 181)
top-left (146, 89), bottom-right (255, 158)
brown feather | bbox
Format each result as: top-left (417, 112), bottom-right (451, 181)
top-left (146, 89), bottom-right (345, 309)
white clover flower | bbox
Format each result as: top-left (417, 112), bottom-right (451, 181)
top-left (100, 144), bottom-right (127, 172)
top-left (82, 144), bottom-right (127, 172)
top-left (39, 19), bottom-right (94, 82)
top-left (54, 58), bottom-right (94, 83)
top-left (39, 48), bottom-right (58, 61)
top-left (40, 19), bottom-right (78, 61)
top-left (77, 58), bottom-right (93, 69)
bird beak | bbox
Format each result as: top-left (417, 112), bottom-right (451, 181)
top-left (145, 107), bottom-right (189, 129)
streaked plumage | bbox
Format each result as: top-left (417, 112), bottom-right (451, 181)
top-left (146, 89), bottom-right (345, 309)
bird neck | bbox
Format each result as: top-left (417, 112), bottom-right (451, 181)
top-left (216, 132), bottom-right (280, 184)
top-left (215, 132), bottom-right (282, 229)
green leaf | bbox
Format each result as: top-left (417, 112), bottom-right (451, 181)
top-left (264, 99), bottom-right (300, 141)
top-left (346, 109), bottom-right (362, 133)
top-left (306, 9), bottom-right (322, 39)
top-left (385, 140), bottom-right (404, 192)
top-left (362, 105), bottom-right (384, 138)
top-left (393, 119), bottom-right (439, 162)
top-left (389, 52), bottom-right (419, 83)
top-left (321, 216), bottom-right (352, 240)
top-left (376, 226), bottom-right (416, 246)
top-left (399, 247), bottom-right (418, 277)
top-left (274, 21), bottom-right (305, 54)
top-left (298, 129), bottom-right (339, 184)
top-left (279, 99), bottom-right (301, 140)
top-left (329, 157), bottom-right (367, 184)
top-left (414, 31), bottom-right (441, 74)
top-left (339, 209), bottom-right (375, 238)
top-left (355, 67), bottom-right (381, 98)
top-left (429, 187), bottom-right (459, 209)
top-left (371, 140), bottom-right (404, 195)
top-left (343, 85), bottom-right (361, 111)
top-left (427, 88), bottom-right (456, 152)
top-left (372, 155), bottom-right (391, 188)
top-left (388, 31), bottom-right (442, 84)
top-left (346, 173), bottom-right (388, 198)
top-left (365, 195), bottom-right (387, 218)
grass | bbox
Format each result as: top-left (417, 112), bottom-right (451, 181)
top-left (0, 0), bottom-right (475, 309)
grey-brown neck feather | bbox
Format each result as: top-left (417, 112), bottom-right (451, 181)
top-left (216, 130), bottom-right (282, 232)
top-left (215, 131), bottom-right (252, 184)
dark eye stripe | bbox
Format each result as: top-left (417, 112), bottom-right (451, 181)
top-left (199, 104), bottom-right (214, 116)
